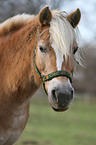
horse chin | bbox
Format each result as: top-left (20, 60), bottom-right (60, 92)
top-left (51, 106), bottom-right (68, 112)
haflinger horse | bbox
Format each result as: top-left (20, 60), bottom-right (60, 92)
top-left (0, 6), bottom-right (81, 145)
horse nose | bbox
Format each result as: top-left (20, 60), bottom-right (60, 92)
top-left (51, 87), bottom-right (73, 105)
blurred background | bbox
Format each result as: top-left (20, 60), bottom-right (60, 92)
top-left (0, 0), bottom-right (96, 145)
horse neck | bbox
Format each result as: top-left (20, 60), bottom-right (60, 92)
top-left (14, 23), bottom-right (42, 102)
top-left (0, 20), bottom-right (41, 107)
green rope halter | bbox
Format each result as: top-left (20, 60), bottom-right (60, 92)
top-left (33, 45), bottom-right (73, 95)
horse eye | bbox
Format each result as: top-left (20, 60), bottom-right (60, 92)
top-left (39, 46), bottom-right (47, 53)
top-left (73, 46), bottom-right (78, 54)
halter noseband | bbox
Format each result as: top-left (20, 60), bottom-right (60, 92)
top-left (33, 45), bottom-right (73, 95)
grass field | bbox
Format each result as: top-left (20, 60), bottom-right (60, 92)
top-left (16, 94), bottom-right (96, 145)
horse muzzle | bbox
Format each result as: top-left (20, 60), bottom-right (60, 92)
top-left (47, 79), bottom-right (74, 112)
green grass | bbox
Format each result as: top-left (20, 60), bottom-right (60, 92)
top-left (16, 95), bottom-right (96, 145)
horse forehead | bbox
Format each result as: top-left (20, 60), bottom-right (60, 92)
top-left (38, 28), bottom-right (70, 70)
top-left (39, 28), bottom-right (50, 41)
top-left (51, 44), bottom-right (64, 70)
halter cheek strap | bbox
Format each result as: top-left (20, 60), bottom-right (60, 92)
top-left (33, 45), bottom-right (73, 95)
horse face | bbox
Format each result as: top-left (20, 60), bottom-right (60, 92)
top-left (36, 35), bottom-right (74, 111)
top-left (36, 6), bottom-right (81, 112)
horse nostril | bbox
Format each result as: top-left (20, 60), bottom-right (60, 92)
top-left (52, 89), bottom-right (58, 103)
top-left (66, 90), bottom-right (73, 101)
top-left (71, 90), bottom-right (73, 99)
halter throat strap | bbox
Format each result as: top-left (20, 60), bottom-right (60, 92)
top-left (33, 45), bottom-right (73, 95)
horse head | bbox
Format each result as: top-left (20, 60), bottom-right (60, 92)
top-left (34, 6), bottom-right (81, 112)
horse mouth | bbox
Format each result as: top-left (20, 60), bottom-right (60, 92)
top-left (49, 99), bottom-right (69, 112)
top-left (51, 105), bottom-right (69, 112)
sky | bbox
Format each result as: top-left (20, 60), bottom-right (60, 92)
top-left (60, 0), bottom-right (96, 44)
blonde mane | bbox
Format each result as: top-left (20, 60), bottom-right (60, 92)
top-left (0, 14), bottom-right (34, 36)
top-left (49, 10), bottom-right (82, 65)
top-left (50, 10), bottom-right (76, 58)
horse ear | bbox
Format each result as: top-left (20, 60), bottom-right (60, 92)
top-left (67, 8), bottom-right (81, 28)
top-left (39, 6), bottom-right (52, 26)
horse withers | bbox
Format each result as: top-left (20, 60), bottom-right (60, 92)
top-left (0, 6), bottom-right (81, 145)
